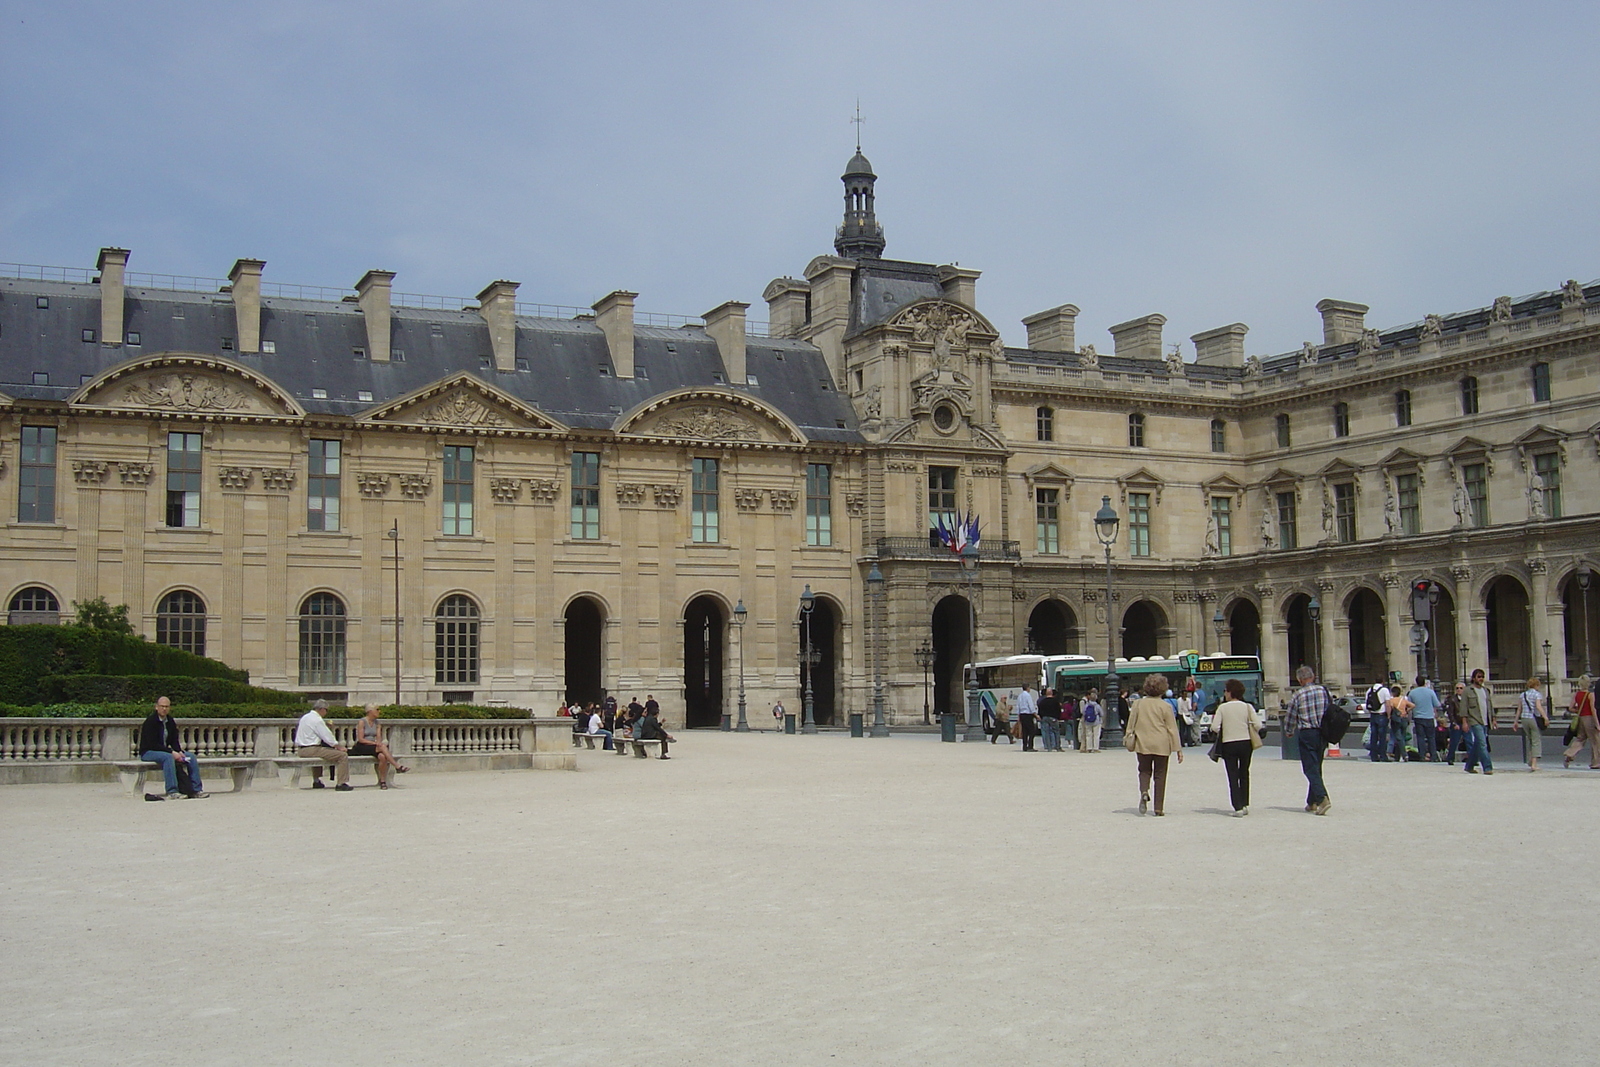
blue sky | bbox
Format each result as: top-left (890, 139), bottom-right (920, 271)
top-left (3, 1), bottom-right (1596, 355)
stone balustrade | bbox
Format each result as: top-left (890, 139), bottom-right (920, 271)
top-left (0, 717), bottom-right (576, 784)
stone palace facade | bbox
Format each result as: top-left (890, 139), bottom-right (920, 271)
top-left (3, 152), bottom-right (1597, 722)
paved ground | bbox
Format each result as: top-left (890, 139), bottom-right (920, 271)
top-left (2, 733), bottom-right (1596, 1066)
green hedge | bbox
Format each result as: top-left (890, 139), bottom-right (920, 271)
top-left (34, 675), bottom-right (303, 706)
top-left (0, 625), bottom-right (247, 704)
top-left (1, 702), bottom-right (532, 720)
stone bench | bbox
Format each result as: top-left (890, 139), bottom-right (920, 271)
top-left (113, 758), bottom-right (259, 796)
top-left (572, 733), bottom-right (613, 750)
top-left (610, 737), bottom-right (666, 759)
top-left (275, 755), bottom-right (394, 789)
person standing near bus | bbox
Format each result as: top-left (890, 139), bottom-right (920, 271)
top-left (1036, 687), bottom-right (1063, 752)
top-left (1079, 688), bottom-right (1103, 752)
top-left (1015, 683), bottom-right (1040, 752)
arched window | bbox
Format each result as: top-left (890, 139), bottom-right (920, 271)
top-left (156, 591), bottom-right (207, 656)
top-left (1036, 406), bottom-right (1054, 442)
top-left (434, 595), bottom-right (480, 684)
top-left (1461, 376), bottom-right (1479, 415)
top-left (8, 586), bottom-right (60, 626)
top-left (1127, 413), bottom-right (1146, 448)
top-left (298, 593), bottom-right (347, 685)
top-left (1395, 389), bottom-right (1412, 427)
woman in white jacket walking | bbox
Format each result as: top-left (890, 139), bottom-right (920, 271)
top-left (1210, 679), bottom-right (1263, 816)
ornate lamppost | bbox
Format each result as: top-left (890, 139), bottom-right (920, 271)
top-left (915, 638), bottom-right (935, 728)
top-left (1426, 582), bottom-right (1441, 682)
top-left (386, 519), bottom-right (401, 708)
top-left (732, 598), bottom-right (749, 732)
top-left (1542, 639), bottom-right (1553, 688)
top-left (1308, 595), bottom-right (1322, 678)
top-left (799, 585), bottom-right (818, 734)
top-left (961, 542), bottom-right (984, 742)
top-left (1212, 607), bottom-right (1226, 654)
top-left (1094, 496), bottom-right (1123, 746)
top-left (1459, 643), bottom-right (1470, 683)
top-left (867, 563), bottom-right (888, 737)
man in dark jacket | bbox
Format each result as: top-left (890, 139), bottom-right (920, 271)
top-left (139, 696), bottom-right (207, 799)
top-left (638, 704), bottom-right (675, 759)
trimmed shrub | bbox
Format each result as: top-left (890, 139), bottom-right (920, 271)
top-left (0, 625), bottom-right (247, 704)
top-left (34, 675), bottom-right (303, 706)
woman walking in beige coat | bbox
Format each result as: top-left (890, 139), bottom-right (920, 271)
top-left (1124, 674), bottom-right (1184, 816)
top-left (1211, 679), bottom-right (1263, 816)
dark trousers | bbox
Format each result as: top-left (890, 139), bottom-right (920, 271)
top-left (1368, 712), bottom-right (1389, 760)
top-left (1218, 739), bottom-right (1253, 810)
top-left (1019, 714), bottom-right (1037, 750)
top-left (1297, 730), bottom-right (1328, 805)
top-left (1136, 753), bottom-right (1170, 812)
top-left (1415, 718), bottom-right (1438, 760)
top-left (1445, 724), bottom-right (1467, 763)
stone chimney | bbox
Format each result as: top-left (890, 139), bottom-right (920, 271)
top-left (704, 301), bottom-right (749, 385)
top-left (592, 290), bottom-right (636, 379)
top-left (1191, 323), bottom-right (1248, 368)
top-left (1109, 313), bottom-right (1166, 361)
top-left (228, 259), bottom-right (265, 354)
top-left (1316, 299), bottom-right (1369, 346)
top-left (762, 277), bottom-right (810, 339)
top-left (937, 264), bottom-right (981, 308)
top-left (97, 247), bottom-right (129, 347)
top-left (1022, 304), bottom-right (1080, 352)
top-left (355, 270), bottom-right (395, 363)
top-left (476, 280), bottom-right (519, 372)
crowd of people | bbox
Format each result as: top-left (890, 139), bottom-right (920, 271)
top-left (562, 695), bottom-right (676, 758)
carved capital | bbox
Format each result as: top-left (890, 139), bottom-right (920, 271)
top-left (734, 487), bottom-right (765, 512)
top-left (527, 478), bottom-right (559, 504)
top-left (357, 472), bottom-right (391, 498)
top-left (397, 473), bottom-right (432, 499)
top-left (1528, 558), bottom-right (1548, 574)
top-left (845, 492), bottom-right (866, 517)
top-left (1315, 578), bottom-right (1336, 593)
top-left (652, 484), bottom-right (682, 508)
top-left (770, 489), bottom-right (799, 513)
top-left (1381, 571), bottom-right (1402, 588)
top-left (260, 467), bottom-right (294, 491)
top-left (218, 466), bottom-right (254, 490)
top-left (490, 477), bottom-right (523, 502)
top-left (72, 460), bottom-right (109, 486)
top-left (616, 482), bottom-right (647, 507)
top-left (117, 462), bottom-right (153, 486)
top-left (1451, 564), bottom-right (1473, 582)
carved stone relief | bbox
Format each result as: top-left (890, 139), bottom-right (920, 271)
top-left (218, 466), bottom-right (253, 490)
top-left (117, 462), bottom-right (153, 486)
top-left (397, 474), bottom-right (432, 498)
top-left (845, 492), bottom-right (866, 517)
top-left (770, 489), bottom-right (800, 513)
top-left (490, 477), bottom-right (523, 502)
top-left (653, 406), bottom-right (760, 441)
top-left (616, 483), bottom-right (648, 506)
top-left (72, 460), bottom-right (109, 486)
top-left (122, 374), bottom-right (253, 413)
top-left (734, 487), bottom-right (765, 512)
top-left (419, 392), bottom-right (508, 428)
top-left (357, 472), bottom-right (392, 498)
top-left (652, 484), bottom-right (682, 508)
top-left (526, 478), bottom-right (559, 504)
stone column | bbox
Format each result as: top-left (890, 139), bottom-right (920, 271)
top-left (1528, 560), bottom-right (1551, 686)
top-left (1381, 572), bottom-right (1405, 685)
top-left (1331, 615), bottom-right (1352, 693)
top-left (1452, 564), bottom-right (1479, 682)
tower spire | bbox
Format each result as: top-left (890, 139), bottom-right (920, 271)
top-left (834, 113), bottom-right (885, 260)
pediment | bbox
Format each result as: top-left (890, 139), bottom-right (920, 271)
top-left (1023, 461), bottom-right (1075, 484)
top-left (1117, 466), bottom-right (1165, 505)
top-left (1317, 457), bottom-right (1362, 478)
top-left (616, 388), bottom-right (805, 445)
top-left (364, 373), bottom-right (565, 433)
top-left (1512, 424), bottom-right (1566, 449)
top-left (1201, 473), bottom-right (1247, 495)
top-left (1262, 467), bottom-right (1302, 487)
top-left (71, 353), bottom-right (304, 418)
top-left (1444, 435), bottom-right (1493, 458)
top-left (885, 299), bottom-right (1000, 339)
top-left (1379, 447), bottom-right (1425, 469)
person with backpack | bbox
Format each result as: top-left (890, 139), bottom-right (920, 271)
top-left (1387, 686), bottom-right (1415, 762)
top-left (1365, 679), bottom-right (1392, 761)
top-left (1284, 665), bottom-right (1335, 815)
top-left (1079, 688), bottom-right (1103, 752)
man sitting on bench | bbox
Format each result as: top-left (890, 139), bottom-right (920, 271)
top-left (638, 703), bottom-right (675, 759)
top-left (295, 699), bottom-right (353, 791)
top-left (139, 696), bottom-right (208, 799)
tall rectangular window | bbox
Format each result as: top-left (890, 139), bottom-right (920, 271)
top-left (18, 425), bottom-right (57, 523)
top-left (570, 451), bottom-right (600, 539)
top-left (1535, 452), bottom-right (1562, 518)
top-left (1210, 419), bottom-right (1226, 453)
top-left (1128, 413), bottom-right (1146, 448)
top-left (1531, 362), bottom-right (1551, 402)
top-left (928, 466), bottom-right (958, 534)
top-left (691, 457), bottom-right (719, 543)
top-left (1395, 389), bottom-right (1412, 427)
top-left (1210, 496), bottom-right (1232, 556)
top-left (165, 432), bottom-right (202, 528)
top-left (1276, 413), bottom-right (1291, 448)
top-left (1128, 492), bottom-right (1151, 557)
top-left (1461, 377), bottom-right (1479, 415)
top-left (1463, 462), bottom-right (1488, 527)
top-left (1396, 472), bottom-right (1420, 536)
top-left (307, 439), bottom-right (341, 531)
top-left (1035, 488), bottom-right (1059, 554)
top-left (442, 445), bottom-right (474, 536)
top-left (1334, 482), bottom-right (1357, 543)
top-left (1333, 403), bottom-right (1350, 438)
top-left (805, 463), bottom-right (832, 546)
top-left (1276, 491), bottom-right (1298, 550)
top-left (1036, 407), bottom-right (1054, 442)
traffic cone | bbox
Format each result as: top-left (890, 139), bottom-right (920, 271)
top-left (1327, 740), bottom-right (1342, 758)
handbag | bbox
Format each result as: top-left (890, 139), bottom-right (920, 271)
top-left (1207, 739), bottom-right (1220, 762)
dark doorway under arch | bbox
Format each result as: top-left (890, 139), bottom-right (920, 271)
top-left (796, 598), bottom-right (839, 726)
top-left (564, 597), bottom-right (605, 706)
top-left (1027, 599), bottom-right (1079, 655)
top-left (1226, 600), bottom-right (1260, 657)
top-left (1284, 593), bottom-right (1315, 685)
top-left (1563, 573), bottom-right (1600, 679)
top-left (683, 597), bottom-right (725, 728)
top-left (1485, 577), bottom-right (1531, 681)
top-left (932, 595), bottom-right (972, 719)
top-left (1347, 588), bottom-right (1388, 687)
top-left (1426, 585), bottom-right (1459, 683)
top-left (1121, 600), bottom-right (1166, 659)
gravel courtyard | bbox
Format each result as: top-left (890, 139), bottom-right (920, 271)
top-left (2, 732), bottom-right (1594, 1066)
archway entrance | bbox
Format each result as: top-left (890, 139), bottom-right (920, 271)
top-left (1561, 572), bottom-right (1599, 680)
top-left (1121, 600), bottom-right (1166, 659)
top-left (1426, 585), bottom-right (1459, 683)
top-left (1226, 600), bottom-right (1260, 657)
top-left (1346, 588), bottom-right (1388, 686)
top-left (1284, 593), bottom-right (1315, 684)
top-left (563, 597), bottom-right (605, 706)
top-left (1027, 599), bottom-right (1079, 655)
top-left (1485, 577), bottom-right (1531, 681)
top-left (683, 597), bottom-right (725, 728)
top-left (797, 598), bottom-right (839, 726)
top-left (932, 595), bottom-right (972, 719)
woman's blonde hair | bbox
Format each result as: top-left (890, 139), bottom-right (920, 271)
top-left (1527, 677), bottom-right (1541, 689)
top-left (1141, 674), bottom-right (1168, 698)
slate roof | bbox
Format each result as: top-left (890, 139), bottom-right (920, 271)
top-left (847, 259), bottom-right (945, 336)
top-left (0, 276), bottom-right (864, 443)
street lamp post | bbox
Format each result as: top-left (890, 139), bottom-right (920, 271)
top-left (732, 598), bottom-right (749, 732)
top-left (1426, 582), bottom-right (1441, 683)
top-left (1459, 643), bottom-right (1470, 684)
top-left (1580, 569), bottom-right (1593, 678)
top-left (961, 543), bottom-right (984, 742)
top-left (1542, 638), bottom-right (1552, 688)
top-left (799, 585), bottom-right (818, 734)
top-left (1308, 596), bottom-right (1322, 679)
top-left (1212, 607), bottom-right (1226, 654)
top-left (1094, 496), bottom-right (1123, 746)
top-left (915, 639), bottom-right (935, 728)
top-left (386, 520), bottom-right (401, 708)
top-left (867, 563), bottom-right (888, 737)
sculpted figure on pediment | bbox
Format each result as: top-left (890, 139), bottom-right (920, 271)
top-left (419, 392), bottom-right (509, 428)
top-left (122, 373), bottom-right (255, 413)
top-left (901, 303), bottom-right (976, 368)
top-left (1561, 279), bottom-right (1586, 308)
top-left (1490, 295), bottom-right (1513, 323)
top-left (1421, 314), bottom-right (1443, 340)
top-left (1078, 344), bottom-right (1099, 369)
top-left (654, 405), bottom-right (761, 441)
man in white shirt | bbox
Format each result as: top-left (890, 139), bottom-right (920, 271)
top-left (295, 699), bottom-right (352, 790)
top-left (586, 703), bottom-right (614, 750)
top-left (1015, 683), bottom-right (1040, 752)
top-left (1366, 679), bottom-right (1393, 762)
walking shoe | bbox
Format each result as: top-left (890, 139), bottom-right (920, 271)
top-left (1565, 756), bottom-right (1573, 768)
top-left (1484, 769), bottom-right (1494, 775)
top-left (166, 791), bottom-right (185, 800)
top-left (1242, 806), bottom-right (1249, 816)
top-left (1465, 767), bottom-right (1478, 773)
top-left (1304, 804), bottom-right (1314, 812)
top-left (1153, 810), bottom-right (1166, 816)
top-left (1233, 809), bottom-right (1245, 818)
top-left (1139, 795), bottom-right (1149, 815)
top-left (334, 783), bottom-right (354, 791)
top-left (187, 791), bottom-right (210, 799)
top-left (312, 779), bottom-right (327, 789)
top-left (1313, 798), bottom-right (1332, 815)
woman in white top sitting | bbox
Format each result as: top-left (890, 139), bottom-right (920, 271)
top-left (1211, 678), bottom-right (1263, 816)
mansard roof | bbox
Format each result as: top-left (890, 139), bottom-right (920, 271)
top-left (848, 258), bottom-right (946, 335)
top-left (0, 276), bottom-right (863, 444)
